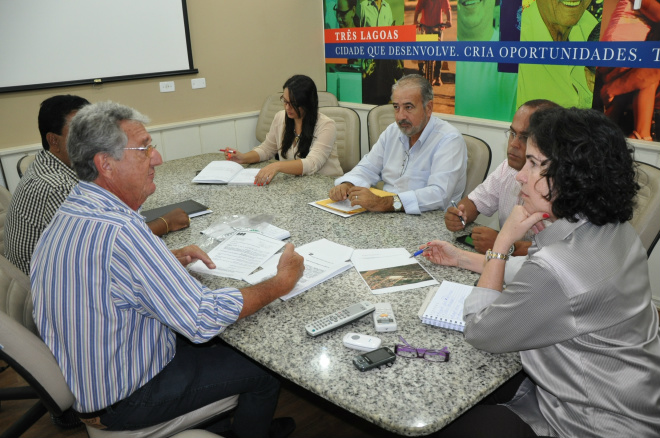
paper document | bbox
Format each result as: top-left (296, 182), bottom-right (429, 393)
top-left (189, 232), bottom-right (285, 280)
top-left (192, 161), bottom-right (260, 185)
top-left (201, 221), bottom-right (290, 241)
top-left (309, 188), bottom-right (396, 217)
top-left (244, 238), bottom-right (354, 300)
top-left (351, 248), bottom-right (438, 294)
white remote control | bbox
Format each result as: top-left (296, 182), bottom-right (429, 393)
top-left (305, 301), bottom-right (375, 337)
top-left (343, 333), bottom-right (382, 351)
top-left (373, 302), bottom-right (397, 332)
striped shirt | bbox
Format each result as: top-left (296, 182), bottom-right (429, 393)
top-left (5, 150), bottom-right (78, 274)
top-left (31, 181), bottom-right (243, 413)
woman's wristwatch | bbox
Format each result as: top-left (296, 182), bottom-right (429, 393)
top-left (486, 249), bottom-right (510, 261)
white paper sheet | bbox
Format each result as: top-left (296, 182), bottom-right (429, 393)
top-left (244, 238), bottom-right (354, 300)
top-left (351, 248), bottom-right (438, 294)
top-left (201, 222), bottom-right (290, 241)
top-left (189, 232), bottom-right (285, 280)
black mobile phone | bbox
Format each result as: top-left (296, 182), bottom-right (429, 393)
top-left (456, 234), bottom-right (475, 248)
top-left (353, 347), bottom-right (396, 371)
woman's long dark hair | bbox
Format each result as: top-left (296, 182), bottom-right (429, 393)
top-left (528, 107), bottom-right (639, 225)
top-left (280, 75), bottom-right (319, 159)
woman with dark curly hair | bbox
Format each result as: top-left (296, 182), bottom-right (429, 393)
top-left (425, 107), bottom-right (660, 437)
top-left (224, 75), bottom-right (343, 185)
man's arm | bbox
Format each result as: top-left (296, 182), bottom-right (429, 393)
top-left (444, 196), bottom-right (479, 231)
top-left (332, 131), bottom-right (389, 193)
top-left (238, 244), bottom-right (304, 318)
top-left (147, 208), bottom-right (190, 236)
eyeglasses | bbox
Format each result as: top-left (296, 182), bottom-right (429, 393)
top-left (280, 96), bottom-right (293, 108)
top-left (400, 150), bottom-right (410, 176)
top-left (504, 129), bottom-right (528, 144)
top-left (124, 144), bottom-right (157, 157)
top-left (333, 4), bottom-right (351, 18)
top-left (394, 336), bottom-right (450, 362)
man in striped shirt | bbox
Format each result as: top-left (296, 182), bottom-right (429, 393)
top-left (31, 101), bottom-right (304, 438)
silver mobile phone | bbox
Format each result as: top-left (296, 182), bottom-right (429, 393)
top-left (353, 347), bottom-right (396, 371)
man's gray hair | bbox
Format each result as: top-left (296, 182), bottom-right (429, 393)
top-left (391, 74), bottom-right (434, 106)
top-left (67, 101), bottom-right (150, 182)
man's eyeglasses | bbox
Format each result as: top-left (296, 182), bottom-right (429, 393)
top-left (124, 144), bottom-right (157, 158)
top-left (504, 129), bottom-right (527, 144)
top-left (394, 336), bottom-right (450, 362)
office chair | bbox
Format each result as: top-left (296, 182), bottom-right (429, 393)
top-left (0, 187), bottom-right (12, 255)
top-left (255, 91), bottom-right (339, 144)
top-left (16, 154), bottom-right (36, 179)
top-left (318, 106), bottom-right (361, 173)
top-left (462, 134), bottom-right (492, 198)
top-left (630, 162), bottom-right (660, 257)
top-left (366, 104), bottom-right (394, 150)
top-left (0, 253), bottom-right (239, 438)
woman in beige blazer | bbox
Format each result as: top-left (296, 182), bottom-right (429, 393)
top-left (224, 75), bottom-right (343, 185)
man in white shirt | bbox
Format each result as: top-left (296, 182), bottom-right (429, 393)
top-left (445, 99), bottom-right (559, 255)
top-left (329, 74), bottom-right (467, 214)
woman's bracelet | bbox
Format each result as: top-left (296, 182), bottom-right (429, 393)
top-left (158, 216), bottom-right (169, 234)
top-left (486, 249), bottom-right (509, 261)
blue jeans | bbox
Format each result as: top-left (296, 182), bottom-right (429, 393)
top-left (99, 337), bottom-right (280, 438)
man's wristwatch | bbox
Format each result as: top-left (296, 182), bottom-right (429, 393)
top-left (486, 249), bottom-right (510, 262)
top-left (392, 195), bottom-right (403, 212)
top-left (508, 244), bottom-right (515, 256)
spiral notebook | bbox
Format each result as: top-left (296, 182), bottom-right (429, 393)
top-left (418, 281), bottom-right (473, 332)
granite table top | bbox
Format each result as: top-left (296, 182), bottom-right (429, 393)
top-left (145, 153), bottom-right (522, 436)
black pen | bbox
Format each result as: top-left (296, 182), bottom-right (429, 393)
top-left (451, 200), bottom-right (466, 227)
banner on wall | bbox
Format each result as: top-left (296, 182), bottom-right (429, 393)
top-left (324, 0), bottom-right (660, 141)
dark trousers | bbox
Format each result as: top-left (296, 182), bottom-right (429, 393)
top-left (433, 371), bottom-right (539, 438)
top-left (99, 337), bottom-right (280, 438)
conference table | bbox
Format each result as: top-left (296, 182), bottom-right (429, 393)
top-left (144, 153), bottom-right (522, 437)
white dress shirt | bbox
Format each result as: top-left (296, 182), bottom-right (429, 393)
top-left (335, 116), bottom-right (466, 214)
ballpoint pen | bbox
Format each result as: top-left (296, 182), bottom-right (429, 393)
top-left (410, 246), bottom-right (431, 258)
top-left (451, 200), bottom-right (466, 227)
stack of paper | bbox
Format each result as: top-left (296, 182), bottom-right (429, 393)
top-left (244, 238), bottom-right (354, 300)
top-left (189, 232), bottom-right (285, 280)
top-left (201, 222), bottom-right (290, 241)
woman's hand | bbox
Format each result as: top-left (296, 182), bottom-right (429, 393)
top-left (498, 205), bottom-right (549, 248)
top-left (254, 162), bottom-right (281, 186)
top-left (423, 240), bottom-right (460, 267)
top-left (223, 148), bottom-right (246, 164)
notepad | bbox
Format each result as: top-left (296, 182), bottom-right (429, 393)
top-left (141, 199), bottom-right (211, 223)
top-left (192, 161), bottom-right (260, 185)
top-left (418, 281), bottom-right (473, 332)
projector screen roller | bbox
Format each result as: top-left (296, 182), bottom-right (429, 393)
top-left (0, 0), bottom-right (197, 92)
